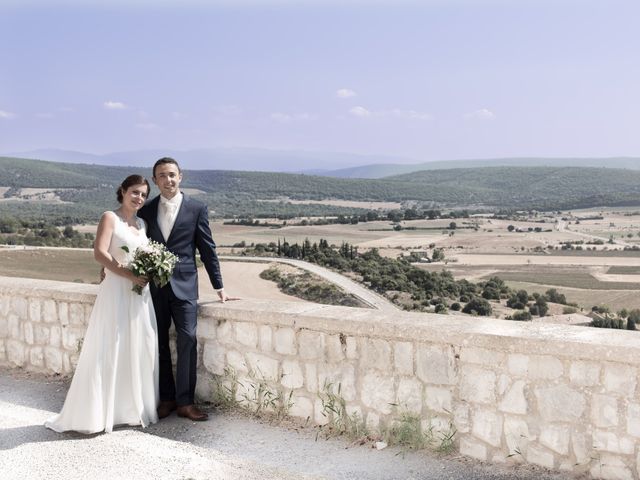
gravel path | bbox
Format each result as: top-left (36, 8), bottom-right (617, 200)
top-left (0, 368), bottom-right (586, 480)
top-left (221, 256), bottom-right (399, 312)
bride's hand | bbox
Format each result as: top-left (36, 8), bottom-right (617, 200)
top-left (131, 275), bottom-right (149, 288)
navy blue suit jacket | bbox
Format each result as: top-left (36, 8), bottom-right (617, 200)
top-left (138, 194), bottom-right (223, 300)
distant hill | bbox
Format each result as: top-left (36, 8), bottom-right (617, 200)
top-left (3, 157), bottom-right (640, 223)
top-left (4, 148), bottom-right (413, 173)
top-left (322, 157), bottom-right (640, 178)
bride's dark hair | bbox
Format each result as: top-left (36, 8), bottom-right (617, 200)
top-left (117, 175), bottom-right (150, 203)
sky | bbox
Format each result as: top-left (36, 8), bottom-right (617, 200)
top-left (1, 0), bottom-right (640, 163)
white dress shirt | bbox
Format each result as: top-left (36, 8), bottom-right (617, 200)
top-left (158, 193), bottom-right (183, 241)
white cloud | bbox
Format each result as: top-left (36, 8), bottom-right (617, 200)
top-left (135, 122), bottom-right (159, 130)
top-left (172, 111), bottom-right (188, 120)
top-left (464, 108), bottom-right (496, 120)
top-left (35, 112), bottom-right (54, 119)
top-left (0, 110), bottom-right (16, 119)
top-left (349, 106), bottom-right (431, 120)
top-left (390, 108), bottom-right (433, 120)
top-left (336, 88), bottom-right (356, 99)
top-left (103, 100), bottom-right (127, 110)
top-left (349, 106), bottom-right (371, 117)
top-left (270, 112), bottom-right (314, 123)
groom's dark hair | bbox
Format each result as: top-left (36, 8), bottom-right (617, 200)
top-left (152, 157), bottom-right (181, 178)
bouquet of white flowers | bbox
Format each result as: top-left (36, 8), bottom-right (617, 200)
top-left (121, 240), bottom-right (179, 295)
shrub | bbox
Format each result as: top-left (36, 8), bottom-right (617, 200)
top-left (462, 297), bottom-right (492, 316)
top-left (511, 310), bottom-right (532, 321)
top-left (450, 302), bottom-right (461, 311)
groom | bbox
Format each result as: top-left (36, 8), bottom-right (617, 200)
top-left (139, 157), bottom-right (228, 421)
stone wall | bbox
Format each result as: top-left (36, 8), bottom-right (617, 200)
top-left (2, 275), bottom-right (640, 479)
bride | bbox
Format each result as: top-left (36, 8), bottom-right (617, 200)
top-left (45, 175), bottom-right (159, 434)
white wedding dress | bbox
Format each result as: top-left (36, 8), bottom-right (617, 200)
top-left (45, 212), bottom-right (159, 434)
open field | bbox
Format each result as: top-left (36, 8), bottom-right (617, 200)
top-left (0, 248), bottom-right (308, 305)
top-left (4, 206), bottom-right (640, 315)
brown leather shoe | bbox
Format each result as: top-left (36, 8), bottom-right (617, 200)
top-left (157, 400), bottom-right (177, 419)
top-left (176, 404), bottom-right (209, 421)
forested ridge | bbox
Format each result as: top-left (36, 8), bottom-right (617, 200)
top-left (2, 157), bottom-right (640, 223)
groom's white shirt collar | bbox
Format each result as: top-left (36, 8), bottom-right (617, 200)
top-left (159, 192), bottom-right (183, 209)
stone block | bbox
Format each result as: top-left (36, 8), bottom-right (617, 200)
top-left (305, 363), bottom-right (318, 393)
top-left (572, 431), bottom-right (591, 466)
top-left (459, 437), bottom-right (487, 461)
top-left (472, 408), bottom-right (503, 447)
top-left (0, 311), bottom-right (8, 338)
top-left (61, 326), bottom-right (85, 352)
top-left (593, 430), bottom-right (634, 455)
top-left (627, 403), bottom-right (640, 438)
top-left (528, 355), bottom-right (563, 380)
top-left (246, 352), bottom-right (279, 380)
top-left (274, 327), bottom-right (297, 355)
top-left (504, 416), bottom-right (530, 458)
top-left (299, 330), bottom-right (324, 360)
top-left (235, 322), bottom-right (258, 348)
top-left (424, 416), bottom-right (452, 436)
top-left (42, 299), bottom-right (58, 323)
top-left (592, 394), bottom-right (619, 428)
top-left (202, 342), bottom-right (226, 375)
top-left (62, 352), bottom-right (71, 374)
top-left (29, 298), bottom-right (42, 322)
top-left (361, 371), bottom-right (395, 415)
top-left (453, 404), bottom-right (470, 433)
top-left (416, 344), bottom-right (456, 386)
top-left (591, 454), bottom-right (633, 480)
top-left (281, 360), bottom-right (304, 389)
top-left (603, 363), bottom-right (637, 396)
top-left (289, 393), bottom-right (313, 420)
top-left (44, 346), bottom-right (63, 373)
top-left (539, 424), bottom-right (570, 455)
top-left (507, 354), bottom-right (529, 376)
top-left (84, 304), bottom-right (93, 323)
top-left (526, 444), bottom-right (555, 470)
top-left (314, 398), bottom-right (329, 426)
top-left (570, 360), bottom-right (601, 387)
top-left (393, 341), bottom-right (413, 375)
top-left (69, 303), bottom-right (85, 325)
top-left (58, 302), bottom-right (69, 326)
top-left (0, 295), bottom-right (9, 317)
top-left (11, 297), bottom-right (28, 319)
top-left (499, 379), bottom-right (528, 415)
top-left (359, 338), bottom-right (391, 371)
top-left (396, 377), bottom-right (423, 414)
top-left (23, 322), bottom-right (34, 345)
top-left (50, 325), bottom-right (61, 347)
top-left (425, 386), bottom-right (452, 414)
top-left (259, 325), bottom-right (272, 352)
top-left (345, 336), bottom-right (357, 359)
top-left (325, 334), bottom-right (344, 363)
top-left (535, 385), bottom-right (585, 422)
top-left (318, 363), bottom-right (356, 401)
top-left (366, 411), bottom-right (380, 431)
top-left (0, 340), bottom-right (5, 361)
top-left (33, 324), bottom-right (50, 345)
top-left (460, 347), bottom-right (504, 366)
top-left (226, 350), bottom-right (248, 373)
top-left (217, 320), bottom-right (234, 345)
top-left (197, 320), bottom-right (217, 340)
top-left (6, 339), bottom-right (25, 366)
top-left (8, 314), bottom-right (21, 340)
top-left (460, 365), bottom-right (496, 404)
top-left (29, 346), bottom-right (44, 368)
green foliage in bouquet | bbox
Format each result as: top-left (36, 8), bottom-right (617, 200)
top-left (121, 240), bottom-right (179, 294)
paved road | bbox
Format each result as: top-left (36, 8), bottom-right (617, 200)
top-left (0, 368), bottom-right (582, 480)
top-left (221, 255), bottom-right (399, 313)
